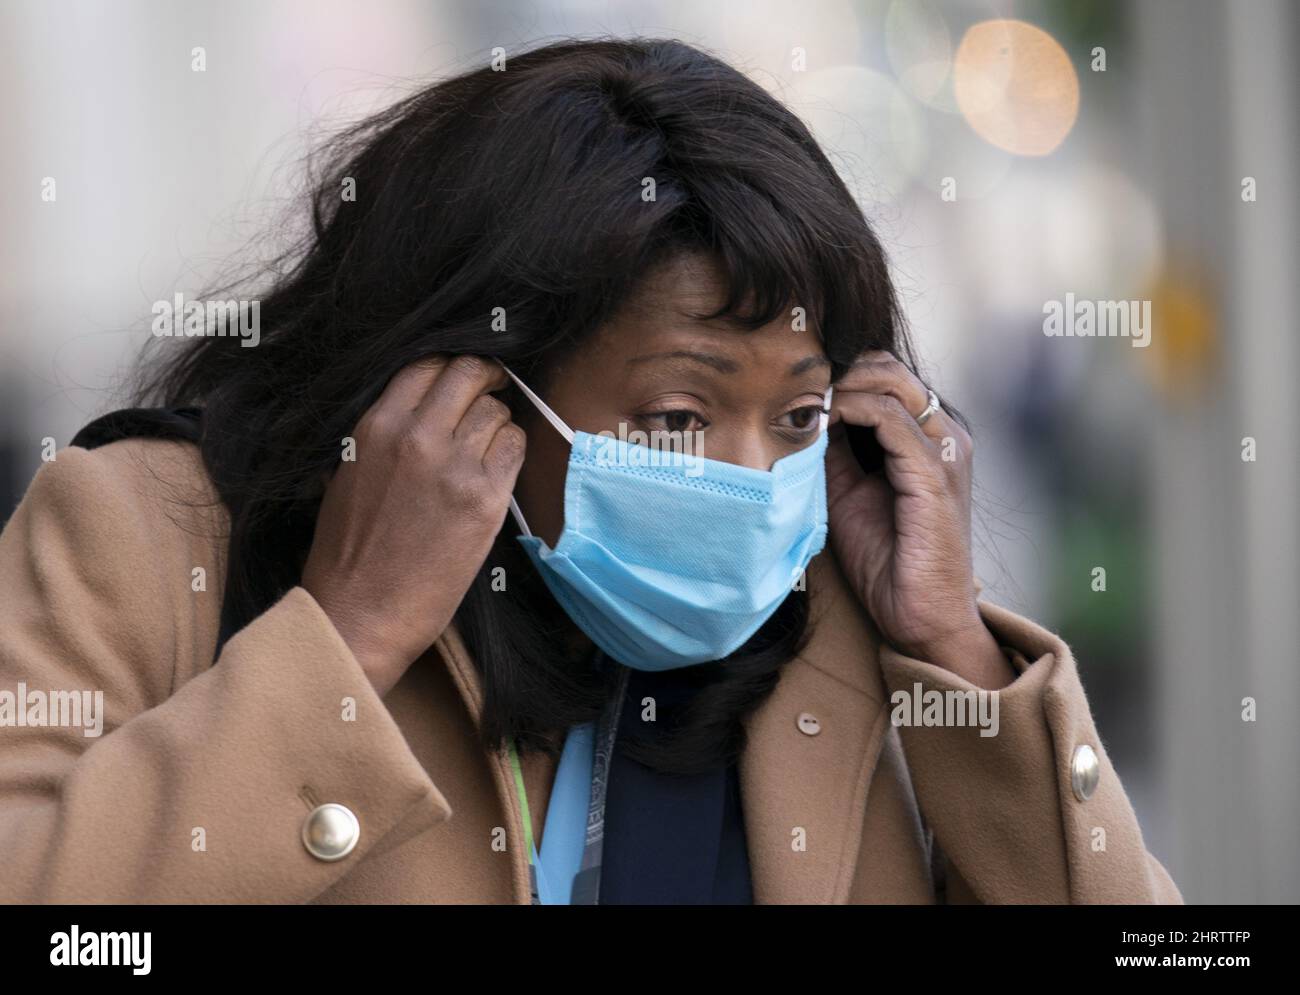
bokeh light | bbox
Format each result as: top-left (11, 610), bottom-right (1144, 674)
top-left (789, 64), bottom-right (927, 206)
top-left (954, 18), bottom-right (1079, 156)
top-left (884, 0), bottom-right (952, 106)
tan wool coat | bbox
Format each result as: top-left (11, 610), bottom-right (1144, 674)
top-left (0, 437), bottom-right (1183, 904)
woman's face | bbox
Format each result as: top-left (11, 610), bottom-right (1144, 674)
top-left (512, 252), bottom-right (833, 549)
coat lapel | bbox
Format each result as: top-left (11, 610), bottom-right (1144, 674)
top-left (431, 622), bottom-right (537, 906)
top-left (738, 549), bottom-right (892, 904)
top-left (430, 548), bottom-right (889, 906)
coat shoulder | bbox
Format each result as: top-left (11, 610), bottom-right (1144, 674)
top-left (53, 434), bottom-right (228, 545)
top-left (2, 435), bottom-right (229, 694)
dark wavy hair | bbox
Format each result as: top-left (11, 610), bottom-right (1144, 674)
top-left (130, 37), bottom-right (919, 776)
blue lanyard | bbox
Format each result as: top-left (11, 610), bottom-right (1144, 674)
top-left (506, 659), bottom-right (628, 904)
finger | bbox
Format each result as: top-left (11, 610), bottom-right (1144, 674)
top-left (482, 421), bottom-right (527, 478)
top-left (454, 393), bottom-right (513, 446)
top-left (843, 351), bottom-right (969, 450)
top-left (831, 391), bottom-right (937, 465)
top-left (838, 352), bottom-right (947, 437)
top-left (373, 355), bottom-right (451, 416)
top-left (416, 354), bottom-right (510, 432)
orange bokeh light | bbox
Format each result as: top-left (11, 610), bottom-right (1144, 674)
top-left (954, 19), bottom-right (1080, 157)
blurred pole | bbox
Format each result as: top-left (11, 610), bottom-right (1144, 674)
top-left (1135, 0), bottom-right (1299, 904)
top-left (1224, 0), bottom-right (1300, 906)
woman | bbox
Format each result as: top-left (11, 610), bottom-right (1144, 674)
top-left (0, 38), bottom-right (1180, 904)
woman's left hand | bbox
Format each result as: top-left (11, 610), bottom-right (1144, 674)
top-left (825, 351), bottom-right (998, 678)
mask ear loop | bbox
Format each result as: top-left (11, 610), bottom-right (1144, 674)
top-left (508, 497), bottom-right (533, 538)
top-left (497, 362), bottom-right (576, 538)
top-left (499, 364), bottom-right (575, 445)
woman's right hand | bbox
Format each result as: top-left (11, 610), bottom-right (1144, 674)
top-left (302, 355), bottom-right (525, 697)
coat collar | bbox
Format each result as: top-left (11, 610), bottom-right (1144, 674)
top-left (431, 548), bottom-right (889, 905)
top-left (736, 549), bottom-right (892, 903)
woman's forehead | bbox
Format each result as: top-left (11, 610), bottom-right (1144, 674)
top-left (600, 257), bottom-right (821, 354)
top-left (580, 321), bottom-right (829, 387)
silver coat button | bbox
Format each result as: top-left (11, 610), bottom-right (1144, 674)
top-left (302, 803), bottom-right (360, 861)
top-left (797, 712), bottom-right (821, 736)
top-left (1071, 744), bottom-right (1100, 801)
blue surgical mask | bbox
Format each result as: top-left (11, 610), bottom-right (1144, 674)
top-left (501, 364), bottom-right (832, 671)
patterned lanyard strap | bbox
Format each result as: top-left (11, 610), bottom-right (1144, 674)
top-left (507, 656), bottom-right (629, 905)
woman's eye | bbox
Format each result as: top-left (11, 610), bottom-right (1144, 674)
top-left (780, 406), bottom-right (823, 432)
top-left (643, 409), bottom-right (706, 434)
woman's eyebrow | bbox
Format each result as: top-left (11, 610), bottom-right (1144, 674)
top-left (788, 355), bottom-right (830, 376)
top-left (626, 351), bottom-right (830, 377)
top-left (626, 350), bottom-right (740, 374)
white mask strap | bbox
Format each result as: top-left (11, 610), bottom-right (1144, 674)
top-left (508, 495), bottom-right (532, 538)
top-left (820, 385), bottom-right (834, 433)
top-left (499, 362), bottom-right (575, 538)
top-left (499, 363), bottom-right (575, 444)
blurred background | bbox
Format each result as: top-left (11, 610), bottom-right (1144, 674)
top-left (1, 0), bottom-right (1295, 903)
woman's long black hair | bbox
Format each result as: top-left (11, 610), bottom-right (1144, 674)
top-left (131, 37), bottom-right (921, 776)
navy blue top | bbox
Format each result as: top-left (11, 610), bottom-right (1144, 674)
top-left (598, 666), bottom-right (754, 904)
